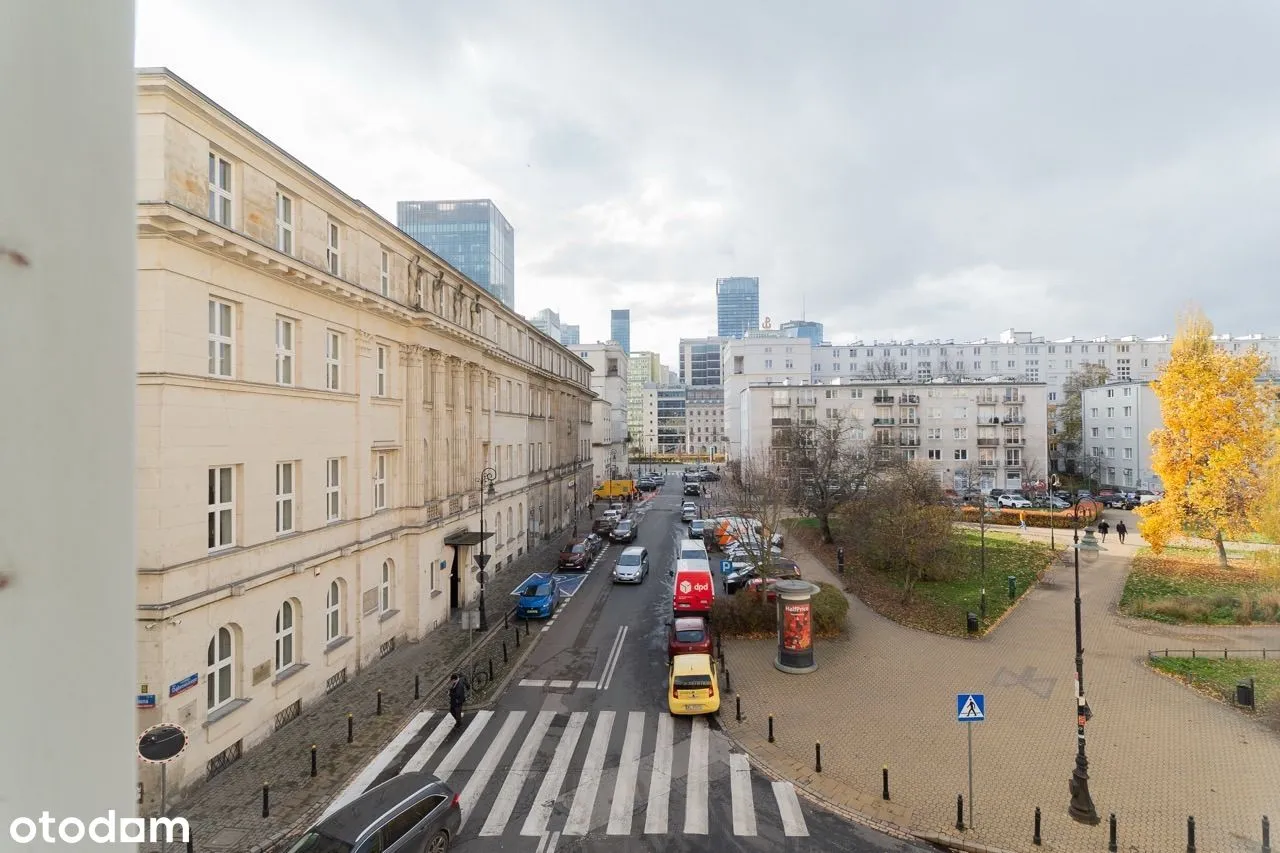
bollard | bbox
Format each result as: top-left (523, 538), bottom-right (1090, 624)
top-left (882, 767), bottom-right (890, 801)
top-left (815, 743), bottom-right (822, 773)
top-left (310, 744), bottom-right (317, 777)
top-left (187, 834), bottom-right (194, 853)
top-left (768, 714), bottom-right (775, 743)
top-left (1263, 815), bottom-right (1271, 853)
top-left (488, 658), bottom-right (494, 682)
top-left (262, 784), bottom-right (270, 818)
top-left (1187, 815), bottom-right (1196, 853)
top-left (1007, 575), bottom-right (1016, 599)
top-left (347, 713), bottom-right (353, 744)
top-left (504, 611), bottom-right (509, 629)
top-left (956, 794), bottom-right (966, 831)
top-left (376, 689), bottom-right (383, 716)
top-left (1108, 813), bottom-right (1117, 852)
top-left (725, 669), bottom-right (732, 693)
top-left (503, 641), bottom-right (508, 664)
top-left (515, 627), bottom-right (521, 648)
top-left (1033, 806), bottom-right (1041, 845)
top-left (414, 674), bottom-right (420, 700)
top-left (735, 696), bottom-right (742, 722)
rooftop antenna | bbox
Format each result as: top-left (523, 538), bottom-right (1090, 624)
top-left (801, 293), bottom-right (806, 322)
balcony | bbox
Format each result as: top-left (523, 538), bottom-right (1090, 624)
top-left (1004, 437), bottom-right (1027, 445)
top-left (872, 417), bottom-right (896, 426)
top-left (898, 394), bottom-right (920, 404)
top-left (976, 438), bottom-right (1000, 446)
top-left (771, 418), bottom-right (792, 427)
top-left (1005, 459), bottom-right (1024, 468)
top-left (899, 437), bottom-right (921, 447)
top-left (1003, 394), bottom-right (1026, 404)
top-left (978, 417), bottom-right (1001, 425)
top-left (874, 394), bottom-right (894, 404)
top-left (978, 459), bottom-right (999, 468)
top-left (976, 395), bottom-right (999, 405)
top-left (901, 417), bottom-right (920, 426)
top-left (1002, 416), bottom-right (1026, 424)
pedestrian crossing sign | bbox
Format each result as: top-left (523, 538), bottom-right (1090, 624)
top-left (956, 693), bottom-right (986, 722)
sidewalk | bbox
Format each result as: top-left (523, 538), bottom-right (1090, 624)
top-left (721, 522), bottom-right (1280, 853)
top-left (162, 512), bottom-right (586, 853)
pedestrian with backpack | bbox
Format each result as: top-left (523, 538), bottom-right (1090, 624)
top-left (448, 672), bottom-right (468, 726)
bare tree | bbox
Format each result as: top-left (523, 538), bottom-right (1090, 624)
top-left (1054, 363), bottom-right (1111, 474)
top-left (865, 358), bottom-right (902, 380)
top-left (727, 455), bottom-right (792, 567)
top-left (773, 412), bottom-right (877, 543)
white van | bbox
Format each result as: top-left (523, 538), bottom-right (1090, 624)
top-left (678, 538), bottom-right (709, 562)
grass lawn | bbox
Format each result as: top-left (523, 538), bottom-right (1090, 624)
top-left (1149, 657), bottom-right (1280, 718)
top-left (1119, 547), bottom-right (1280, 625)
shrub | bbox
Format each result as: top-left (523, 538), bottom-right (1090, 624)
top-left (712, 581), bottom-right (849, 639)
top-left (956, 502), bottom-right (1100, 528)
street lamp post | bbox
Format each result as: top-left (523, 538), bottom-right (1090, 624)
top-left (475, 467), bottom-right (497, 632)
top-left (979, 505), bottom-right (988, 621)
top-left (569, 481), bottom-right (578, 536)
top-left (1068, 499), bottom-right (1104, 824)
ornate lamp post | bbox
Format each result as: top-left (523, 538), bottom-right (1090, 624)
top-left (569, 481), bottom-right (578, 536)
top-left (475, 467), bottom-right (497, 632)
top-left (1068, 499), bottom-right (1105, 824)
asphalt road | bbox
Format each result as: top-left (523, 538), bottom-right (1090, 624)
top-left (324, 472), bottom-right (936, 853)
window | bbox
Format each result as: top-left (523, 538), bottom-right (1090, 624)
top-left (275, 317), bottom-right (295, 385)
top-left (325, 458), bottom-right (341, 522)
top-left (206, 626), bottom-right (234, 712)
top-left (325, 581), bottom-right (342, 642)
top-left (927, 448), bottom-right (942, 460)
top-left (274, 462), bottom-right (296, 534)
top-left (208, 299), bottom-right (233, 377)
top-left (953, 428), bottom-right (968, 440)
top-left (375, 345), bottom-right (388, 397)
top-left (1123, 447), bottom-right (1133, 460)
top-left (1123, 406), bottom-right (1133, 417)
top-left (208, 153), bottom-right (232, 226)
top-left (953, 449), bottom-right (968, 460)
top-left (764, 359), bottom-right (773, 369)
top-left (952, 406), bottom-right (968, 420)
top-left (380, 560), bottom-right (393, 613)
top-left (927, 428), bottom-right (941, 440)
top-left (380, 249), bottom-right (391, 297)
top-left (274, 601), bottom-right (295, 672)
top-left (208, 466), bottom-right (234, 551)
top-left (276, 192), bottom-right (293, 254)
top-left (372, 452), bottom-right (388, 510)
top-left (325, 331), bottom-right (341, 391)
top-left (327, 221), bottom-right (341, 276)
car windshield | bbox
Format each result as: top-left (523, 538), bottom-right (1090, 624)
top-left (679, 548), bottom-right (705, 559)
top-left (618, 553), bottom-right (641, 566)
top-left (616, 521), bottom-right (631, 530)
top-left (524, 584), bottom-right (550, 597)
top-left (283, 832), bottom-right (354, 853)
top-left (569, 544), bottom-right (585, 554)
top-left (674, 629), bottom-right (705, 643)
top-left (674, 674), bottom-right (713, 690)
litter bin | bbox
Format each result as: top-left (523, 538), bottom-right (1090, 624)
top-left (1237, 678), bottom-right (1256, 709)
top-left (966, 612), bottom-right (979, 634)
top-left (1007, 575), bottom-right (1017, 599)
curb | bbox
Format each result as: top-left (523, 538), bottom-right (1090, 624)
top-left (912, 830), bottom-right (1023, 853)
top-left (467, 619), bottom-right (545, 710)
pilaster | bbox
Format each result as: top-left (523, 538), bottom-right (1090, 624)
top-left (401, 344), bottom-right (426, 505)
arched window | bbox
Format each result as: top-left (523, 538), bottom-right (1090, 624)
top-left (494, 512), bottom-right (503, 549)
top-left (275, 601), bottom-right (295, 672)
top-left (206, 626), bottom-right (234, 712)
top-left (518, 502), bottom-right (524, 535)
top-left (506, 508), bottom-right (513, 542)
top-left (325, 581), bottom-right (342, 643)
top-left (380, 559), bottom-right (394, 613)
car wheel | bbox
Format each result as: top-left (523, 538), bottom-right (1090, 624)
top-left (426, 829), bottom-right (450, 853)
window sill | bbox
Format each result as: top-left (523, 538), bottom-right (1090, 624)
top-left (272, 662), bottom-right (308, 685)
top-left (325, 636), bottom-right (352, 654)
top-left (379, 608), bottom-right (400, 623)
top-left (204, 698), bottom-right (250, 728)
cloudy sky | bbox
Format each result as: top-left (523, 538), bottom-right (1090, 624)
top-left (135, 1), bottom-right (1280, 366)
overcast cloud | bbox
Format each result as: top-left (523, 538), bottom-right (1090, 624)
top-left (135, 1), bottom-right (1280, 365)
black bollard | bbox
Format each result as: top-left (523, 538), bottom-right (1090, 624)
top-left (376, 689), bottom-right (382, 716)
top-left (488, 658), bottom-right (494, 682)
top-left (768, 714), bottom-right (774, 743)
top-left (1108, 813), bottom-right (1117, 852)
top-left (815, 743), bottom-right (822, 773)
top-left (735, 696), bottom-right (742, 722)
top-left (1033, 806), bottom-right (1041, 845)
top-left (347, 713), bottom-right (353, 744)
top-left (515, 627), bottom-right (521, 648)
top-left (1187, 816), bottom-right (1196, 853)
top-left (956, 794), bottom-right (966, 831)
top-left (187, 834), bottom-right (194, 853)
top-left (504, 611), bottom-right (509, 630)
top-left (414, 675), bottom-right (420, 700)
top-left (882, 767), bottom-right (890, 801)
top-left (262, 784), bottom-right (270, 818)
top-left (724, 669), bottom-right (732, 693)
top-left (503, 641), bottom-right (508, 663)
top-left (310, 744), bottom-right (317, 777)
top-left (1264, 816), bottom-right (1272, 853)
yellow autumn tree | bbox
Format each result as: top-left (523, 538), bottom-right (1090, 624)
top-left (1138, 309), bottom-right (1272, 566)
top-left (1253, 419), bottom-right (1280, 544)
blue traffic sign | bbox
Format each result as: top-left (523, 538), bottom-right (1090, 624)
top-left (956, 693), bottom-right (986, 722)
top-left (719, 559), bottom-right (734, 575)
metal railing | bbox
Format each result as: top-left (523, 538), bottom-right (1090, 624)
top-left (1149, 648), bottom-right (1280, 660)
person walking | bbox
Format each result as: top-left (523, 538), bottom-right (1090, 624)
top-left (1019, 511), bottom-right (1027, 531)
top-left (448, 672), bottom-right (468, 726)
top-left (1097, 519), bottom-right (1110, 543)
top-left (1116, 520), bottom-right (1128, 544)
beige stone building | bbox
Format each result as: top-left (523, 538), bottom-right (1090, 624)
top-left (134, 68), bottom-right (593, 801)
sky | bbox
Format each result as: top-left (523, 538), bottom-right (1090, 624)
top-left (135, 1), bottom-right (1280, 367)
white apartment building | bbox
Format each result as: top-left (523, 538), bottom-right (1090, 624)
top-left (134, 69), bottom-right (593, 803)
top-left (575, 342), bottom-right (629, 482)
top-left (722, 331), bottom-right (815, 461)
top-left (686, 386), bottom-right (726, 457)
top-left (1080, 382), bottom-right (1164, 492)
top-left (627, 351), bottom-right (663, 449)
top-left (639, 383), bottom-right (687, 455)
top-left (739, 379), bottom-right (1049, 493)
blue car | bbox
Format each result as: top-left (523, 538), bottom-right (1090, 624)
top-left (517, 578), bottom-right (561, 619)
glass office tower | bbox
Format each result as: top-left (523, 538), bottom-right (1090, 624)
top-left (396, 199), bottom-right (515, 308)
top-left (679, 336), bottom-right (726, 386)
top-left (560, 325), bottom-right (580, 346)
top-left (716, 277), bottom-right (760, 338)
top-left (781, 320), bottom-right (824, 345)
top-left (610, 309), bottom-right (631, 355)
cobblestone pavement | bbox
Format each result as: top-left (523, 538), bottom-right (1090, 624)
top-left (160, 514), bottom-right (585, 853)
top-left (721, 516), bottom-right (1280, 853)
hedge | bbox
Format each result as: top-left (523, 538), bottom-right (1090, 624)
top-left (712, 581), bottom-right (849, 639)
top-left (955, 501), bottom-right (1100, 529)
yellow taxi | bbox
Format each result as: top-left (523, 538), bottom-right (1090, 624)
top-left (668, 653), bottom-right (720, 716)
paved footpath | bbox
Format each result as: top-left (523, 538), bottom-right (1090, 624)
top-left (722, 516), bottom-right (1280, 853)
top-left (161, 514), bottom-right (589, 853)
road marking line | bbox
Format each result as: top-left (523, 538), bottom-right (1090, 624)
top-left (563, 710), bottom-right (614, 834)
top-left (684, 716), bottom-right (709, 834)
top-left (431, 710), bottom-right (493, 781)
top-left (729, 753), bottom-right (757, 836)
top-left (549, 680), bottom-right (573, 688)
top-left (542, 626), bottom-right (551, 633)
top-left (577, 680), bottom-right (597, 689)
top-left (607, 711), bottom-right (645, 834)
top-left (400, 713), bottom-right (456, 774)
top-left (773, 781), bottom-right (809, 836)
top-left (643, 712), bottom-right (673, 834)
top-left (519, 679), bottom-right (548, 687)
top-left (533, 831), bottom-right (550, 853)
top-left (456, 711), bottom-right (524, 830)
top-left (318, 711), bottom-right (435, 819)
top-left (521, 711), bottom-right (587, 836)
top-left (479, 711), bottom-right (555, 836)
top-left (598, 626), bottom-right (627, 690)
top-left (544, 830), bottom-right (561, 853)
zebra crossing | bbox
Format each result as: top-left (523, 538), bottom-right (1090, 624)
top-left (320, 709), bottom-right (810, 839)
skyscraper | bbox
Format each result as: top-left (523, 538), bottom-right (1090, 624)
top-left (781, 320), bottom-right (824, 345)
top-left (560, 325), bottom-right (580, 346)
top-left (716, 277), bottom-right (760, 338)
top-left (396, 199), bottom-right (515, 308)
top-left (529, 308), bottom-right (563, 342)
top-left (610, 309), bottom-right (631, 355)
top-left (679, 336), bottom-right (727, 386)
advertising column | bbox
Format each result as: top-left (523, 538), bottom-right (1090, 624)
top-left (773, 580), bottom-right (821, 674)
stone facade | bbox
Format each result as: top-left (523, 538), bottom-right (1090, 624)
top-left (133, 69), bottom-right (593, 803)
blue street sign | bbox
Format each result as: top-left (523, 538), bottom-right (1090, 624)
top-left (720, 559), bottom-right (734, 575)
top-left (957, 693), bottom-right (986, 722)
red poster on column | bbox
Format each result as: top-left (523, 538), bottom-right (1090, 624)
top-left (782, 601), bottom-right (811, 652)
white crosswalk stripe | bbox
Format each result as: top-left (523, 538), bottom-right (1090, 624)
top-left (322, 708), bottom-right (812, 840)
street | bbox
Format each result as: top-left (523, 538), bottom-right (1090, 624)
top-left (320, 473), bottom-right (933, 853)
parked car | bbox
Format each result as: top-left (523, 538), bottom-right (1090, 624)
top-left (612, 546), bottom-right (649, 584)
top-left (668, 653), bottom-right (720, 716)
top-left (700, 470), bottom-right (721, 482)
top-left (591, 518), bottom-right (615, 537)
top-left (517, 577), bottom-right (561, 619)
top-left (998, 494), bottom-right (1032, 509)
top-left (689, 518), bottom-right (710, 541)
top-left (284, 771), bottom-right (460, 853)
top-left (610, 518), bottom-right (637, 543)
top-left (558, 537), bottom-right (596, 570)
top-left (636, 478), bottom-right (658, 492)
top-left (724, 559), bottom-right (801, 594)
top-left (681, 504), bottom-right (698, 522)
top-left (667, 615), bottom-right (713, 661)
top-left (683, 482), bottom-right (702, 497)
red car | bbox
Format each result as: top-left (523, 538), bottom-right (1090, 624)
top-left (667, 616), bottom-right (714, 662)
top-left (558, 537), bottom-right (598, 570)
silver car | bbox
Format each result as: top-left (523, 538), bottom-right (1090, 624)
top-left (285, 771), bottom-right (460, 853)
top-left (612, 546), bottom-right (649, 583)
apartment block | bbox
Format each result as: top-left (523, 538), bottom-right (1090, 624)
top-left (722, 331), bottom-right (815, 461)
top-left (134, 69), bottom-right (593, 803)
top-left (574, 342), bottom-right (629, 482)
top-left (627, 351), bottom-right (663, 448)
top-left (678, 336), bottom-right (727, 386)
top-left (1080, 382), bottom-right (1163, 492)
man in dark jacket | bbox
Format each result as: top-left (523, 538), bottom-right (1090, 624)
top-left (448, 673), bottom-right (468, 725)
